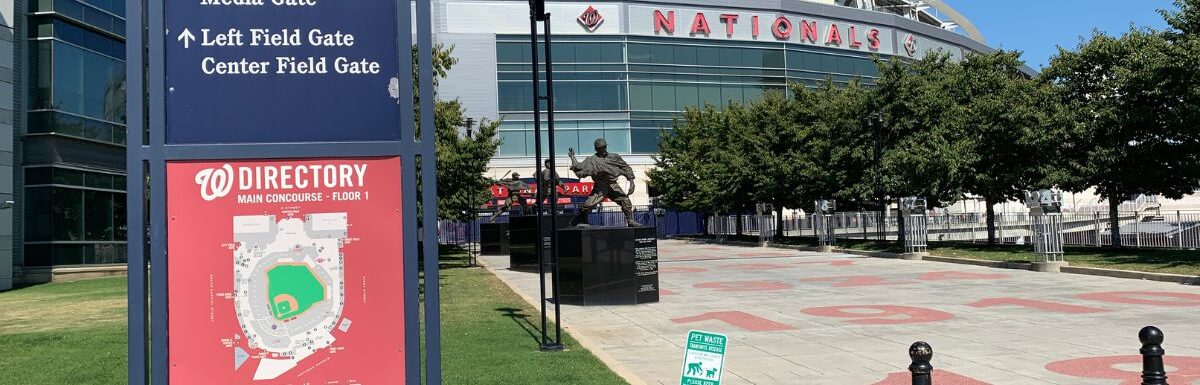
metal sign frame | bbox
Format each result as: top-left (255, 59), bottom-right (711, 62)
top-left (126, 0), bottom-right (441, 383)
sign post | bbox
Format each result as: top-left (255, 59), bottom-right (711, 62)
top-left (127, 0), bottom-right (441, 384)
top-left (679, 330), bottom-right (728, 385)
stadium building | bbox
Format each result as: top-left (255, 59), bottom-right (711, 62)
top-left (433, 0), bottom-right (989, 205)
top-left (1, 0), bottom-right (1190, 289)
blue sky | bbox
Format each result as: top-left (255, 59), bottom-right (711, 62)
top-left (944, 0), bottom-right (1176, 69)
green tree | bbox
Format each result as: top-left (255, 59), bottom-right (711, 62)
top-left (649, 105), bottom-right (726, 214)
top-left (873, 54), bottom-right (973, 206)
top-left (414, 44), bottom-right (502, 222)
top-left (738, 91), bottom-right (824, 236)
top-left (653, 99), bottom-right (780, 236)
top-left (1042, 26), bottom-right (1200, 247)
top-left (1162, 0), bottom-right (1200, 37)
top-left (435, 99), bottom-right (501, 222)
top-left (870, 54), bottom-right (974, 244)
top-left (794, 80), bottom-right (875, 209)
top-left (951, 50), bottom-right (1057, 244)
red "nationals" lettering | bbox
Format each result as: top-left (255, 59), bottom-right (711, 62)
top-left (651, 9), bottom-right (883, 52)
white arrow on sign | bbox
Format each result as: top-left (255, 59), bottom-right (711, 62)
top-left (178, 28), bottom-right (196, 49)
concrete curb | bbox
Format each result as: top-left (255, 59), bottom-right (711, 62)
top-left (684, 237), bottom-right (1200, 286)
top-left (476, 258), bottom-right (651, 385)
top-left (1060, 266), bottom-right (1200, 285)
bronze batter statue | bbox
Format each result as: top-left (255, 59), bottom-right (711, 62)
top-left (539, 159), bottom-right (565, 202)
top-left (490, 172), bottom-right (530, 222)
top-left (568, 138), bottom-right (640, 227)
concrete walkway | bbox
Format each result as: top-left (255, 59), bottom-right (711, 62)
top-left (481, 240), bottom-right (1200, 385)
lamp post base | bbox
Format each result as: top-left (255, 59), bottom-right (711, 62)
top-left (1032, 261), bottom-right (1069, 273)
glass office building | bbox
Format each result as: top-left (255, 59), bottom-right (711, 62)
top-left (434, 0), bottom-right (990, 204)
top-left (2, 0), bottom-right (127, 286)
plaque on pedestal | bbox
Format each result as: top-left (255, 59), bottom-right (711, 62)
top-left (509, 214), bottom-right (574, 268)
top-left (480, 223), bottom-right (509, 256)
top-left (557, 227), bottom-right (659, 305)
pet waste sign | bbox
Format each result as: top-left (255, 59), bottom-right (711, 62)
top-left (679, 330), bottom-right (727, 385)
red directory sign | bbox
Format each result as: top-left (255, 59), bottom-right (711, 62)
top-left (166, 157), bottom-right (405, 384)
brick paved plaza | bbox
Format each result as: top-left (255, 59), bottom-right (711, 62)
top-left (483, 240), bottom-right (1200, 385)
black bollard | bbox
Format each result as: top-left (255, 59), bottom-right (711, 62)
top-left (1139, 326), bottom-right (1168, 385)
top-left (909, 341), bottom-right (933, 385)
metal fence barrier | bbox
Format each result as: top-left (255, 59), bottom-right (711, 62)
top-left (704, 210), bottom-right (1200, 250)
top-left (442, 208), bottom-right (1200, 250)
top-left (437, 207), bottom-right (709, 246)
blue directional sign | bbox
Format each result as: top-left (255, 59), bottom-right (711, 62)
top-left (166, 0), bottom-right (404, 144)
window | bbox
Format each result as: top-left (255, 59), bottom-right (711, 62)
top-left (53, 245), bottom-right (84, 265)
top-left (631, 129), bottom-right (665, 154)
top-left (27, 110), bottom-right (127, 145)
top-left (498, 83), bottom-right (532, 112)
top-left (84, 172), bottom-right (113, 189)
top-left (32, 0), bottom-right (126, 37)
top-left (53, 168), bottom-right (84, 185)
top-left (673, 45), bottom-right (697, 66)
top-left (497, 42), bottom-right (528, 63)
top-left (722, 86), bottom-right (744, 105)
top-left (697, 46), bottom-right (720, 66)
top-left (52, 187), bottom-right (84, 241)
top-left (699, 85), bottom-right (722, 107)
top-left (718, 47), bottom-right (742, 67)
top-left (554, 130), bottom-right (578, 155)
top-left (25, 173), bottom-right (125, 245)
top-left (498, 131), bottom-right (528, 156)
top-left (743, 86), bottom-right (764, 103)
top-left (26, 168), bottom-right (53, 185)
top-left (25, 187), bottom-right (53, 242)
top-left (84, 190), bottom-right (114, 241)
top-left (628, 44), bottom-right (651, 63)
top-left (51, 41), bottom-right (127, 123)
top-left (113, 195), bottom-right (127, 240)
top-left (599, 43), bottom-right (623, 63)
top-left (553, 42), bottom-right (577, 63)
top-left (675, 84), bottom-right (700, 111)
top-left (629, 83), bottom-right (652, 110)
top-left (651, 84), bottom-right (675, 111)
top-left (764, 49), bottom-right (785, 68)
top-left (603, 130), bottom-right (630, 154)
top-left (649, 44), bottom-right (673, 64)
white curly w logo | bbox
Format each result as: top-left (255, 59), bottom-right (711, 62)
top-left (195, 164), bottom-right (235, 201)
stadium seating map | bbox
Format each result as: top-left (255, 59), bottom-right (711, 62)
top-left (232, 213), bottom-right (348, 380)
top-left (166, 157), bottom-right (406, 384)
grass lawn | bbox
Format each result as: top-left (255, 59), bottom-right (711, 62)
top-left (436, 249), bottom-right (628, 385)
top-left (0, 278), bottom-right (127, 385)
top-left (929, 243), bottom-right (1200, 276)
top-left (693, 234), bottom-right (1200, 276)
top-left (0, 249), bottom-right (627, 385)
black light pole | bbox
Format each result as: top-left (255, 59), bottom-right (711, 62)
top-left (874, 112), bottom-right (885, 240)
top-left (461, 118), bottom-right (476, 266)
top-left (542, 8), bottom-right (564, 352)
top-left (528, 0), bottom-right (563, 352)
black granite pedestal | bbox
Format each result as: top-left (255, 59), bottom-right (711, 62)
top-left (480, 223), bottom-right (509, 256)
top-left (509, 214), bottom-right (575, 268)
top-left (557, 227), bottom-right (659, 305)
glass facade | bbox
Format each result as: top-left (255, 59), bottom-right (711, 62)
top-left (22, 0), bottom-right (127, 267)
top-left (23, 167), bottom-right (127, 266)
top-left (495, 35), bottom-right (881, 157)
